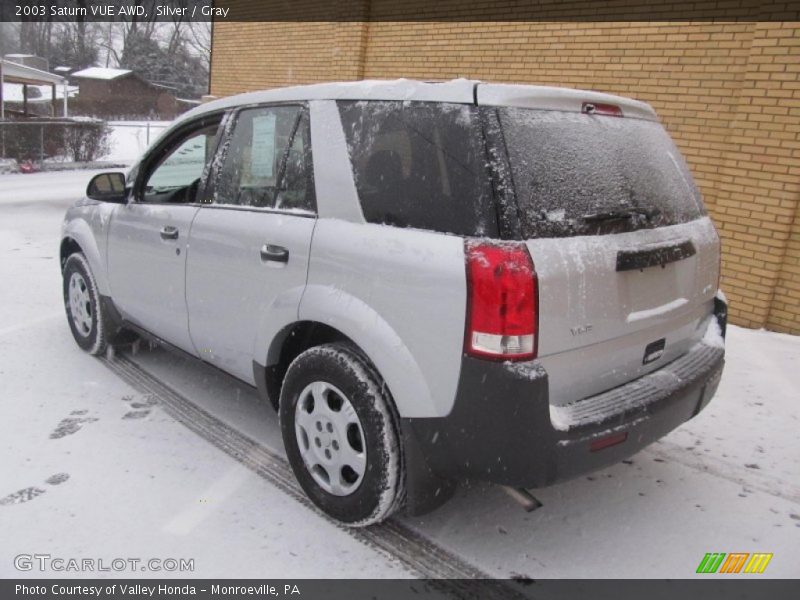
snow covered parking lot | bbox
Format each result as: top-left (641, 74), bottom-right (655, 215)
top-left (0, 170), bottom-right (798, 579)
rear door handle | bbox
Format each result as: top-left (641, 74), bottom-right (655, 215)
top-left (260, 244), bottom-right (289, 263)
top-left (160, 226), bottom-right (179, 241)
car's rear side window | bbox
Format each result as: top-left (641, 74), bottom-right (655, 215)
top-left (212, 105), bottom-right (315, 211)
top-left (337, 101), bottom-right (498, 237)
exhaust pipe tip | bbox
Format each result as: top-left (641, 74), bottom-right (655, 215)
top-left (502, 486), bottom-right (543, 512)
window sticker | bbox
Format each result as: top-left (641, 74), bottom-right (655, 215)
top-left (251, 113), bottom-right (277, 178)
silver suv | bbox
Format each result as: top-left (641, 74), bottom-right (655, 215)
top-left (61, 79), bottom-right (727, 526)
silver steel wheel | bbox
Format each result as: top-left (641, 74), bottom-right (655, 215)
top-left (68, 272), bottom-right (93, 337)
top-left (294, 381), bottom-right (367, 496)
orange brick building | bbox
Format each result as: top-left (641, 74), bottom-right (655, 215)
top-left (209, 1), bottom-right (800, 334)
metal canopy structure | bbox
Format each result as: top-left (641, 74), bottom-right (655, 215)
top-left (0, 59), bottom-right (67, 119)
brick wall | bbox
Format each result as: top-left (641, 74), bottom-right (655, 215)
top-left (769, 203), bottom-right (800, 333)
top-left (210, 2), bottom-right (800, 334)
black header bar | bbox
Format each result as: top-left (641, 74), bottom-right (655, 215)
top-left (1, 0), bottom-right (799, 23)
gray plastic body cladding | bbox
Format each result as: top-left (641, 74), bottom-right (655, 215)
top-left (407, 311), bottom-right (726, 488)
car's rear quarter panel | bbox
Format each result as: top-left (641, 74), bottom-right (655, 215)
top-left (300, 219), bottom-right (467, 418)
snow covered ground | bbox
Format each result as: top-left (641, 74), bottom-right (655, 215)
top-left (0, 170), bottom-right (798, 579)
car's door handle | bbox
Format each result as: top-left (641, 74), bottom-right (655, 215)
top-left (160, 226), bottom-right (179, 241)
top-left (260, 244), bottom-right (289, 264)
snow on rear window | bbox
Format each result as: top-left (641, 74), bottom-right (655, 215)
top-left (499, 108), bottom-right (705, 238)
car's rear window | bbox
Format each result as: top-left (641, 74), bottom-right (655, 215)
top-left (337, 101), bottom-right (499, 237)
top-left (498, 108), bottom-right (705, 238)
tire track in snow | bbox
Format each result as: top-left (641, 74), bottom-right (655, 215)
top-left (101, 354), bottom-right (529, 597)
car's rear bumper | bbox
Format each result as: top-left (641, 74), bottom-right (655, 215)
top-left (401, 299), bottom-right (726, 512)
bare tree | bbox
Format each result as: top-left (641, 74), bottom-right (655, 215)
top-left (0, 22), bottom-right (20, 56)
top-left (3, 0), bottom-right (209, 99)
top-left (18, 20), bottom-right (54, 58)
top-left (186, 21), bottom-right (212, 70)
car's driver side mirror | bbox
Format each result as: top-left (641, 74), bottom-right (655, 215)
top-left (87, 172), bottom-right (127, 203)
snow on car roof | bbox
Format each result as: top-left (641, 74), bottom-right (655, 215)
top-left (71, 67), bottom-right (132, 80)
top-left (180, 78), bottom-right (658, 124)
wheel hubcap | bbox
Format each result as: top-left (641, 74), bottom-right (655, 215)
top-left (68, 273), bottom-right (93, 337)
top-left (294, 381), bottom-right (367, 496)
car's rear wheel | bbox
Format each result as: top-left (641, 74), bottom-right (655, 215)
top-left (280, 343), bottom-right (404, 526)
top-left (63, 253), bottom-right (108, 355)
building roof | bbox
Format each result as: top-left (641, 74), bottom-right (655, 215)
top-left (0, 59), bottom-right (65, 86)
top-left (71, 67), bottom-right (132, 80)
top-left (180, 78), bottom-right (658, 124)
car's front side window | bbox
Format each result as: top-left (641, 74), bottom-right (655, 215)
top-left (140, 120), bottom-right (221, 204)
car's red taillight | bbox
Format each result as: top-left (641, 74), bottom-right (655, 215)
top-left (464, 241), bottom-right (538, 361)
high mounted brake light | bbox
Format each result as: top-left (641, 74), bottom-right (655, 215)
top-left (582, 102), bottom-right (623, 117)
top-left (464, 241), bottom-right (538, 361)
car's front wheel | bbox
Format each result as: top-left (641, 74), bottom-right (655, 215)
top-left (63, 252), bottom-right (108, 355)
top-left (280, 343), bottom-right (404, 526)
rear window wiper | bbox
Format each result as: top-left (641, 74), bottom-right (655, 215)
top-left (580, 207), bottom-right (661, 223)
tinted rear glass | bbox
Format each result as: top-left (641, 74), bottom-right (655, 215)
top-left (338, 101), bottom-right (498, 237)
top-left (499, 108), bottom-right (705, 238)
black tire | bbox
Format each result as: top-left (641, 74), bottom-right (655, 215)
top-left (63, 252), bottom-right (108, 355)
top-left (280, 343), bottom-right (404, 526)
